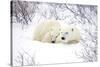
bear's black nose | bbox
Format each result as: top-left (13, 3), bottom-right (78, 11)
top-left (51, 41), bottom-right (55, 43)
top-left (61, 37), bottom-right (65, 40)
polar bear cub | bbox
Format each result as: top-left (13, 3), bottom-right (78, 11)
top-left (33, 20), bottom-right (60, 43)
top-left (56, 25), bottom-right (80, 44)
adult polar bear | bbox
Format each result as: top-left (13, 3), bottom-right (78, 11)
top-left (33, 20), bottom-right (61, 43)
top-left (33, 20), bottom-right (80, 44)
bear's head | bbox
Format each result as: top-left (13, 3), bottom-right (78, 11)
top-left (50, 26), bottom-right (60, 43)
top-left (56, 25), bottom-right (80, 44)
top-left (42, 26), bottom-right (61, 43)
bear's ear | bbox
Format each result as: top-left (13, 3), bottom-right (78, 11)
top-left (72, 28), bottom-right (74, 31)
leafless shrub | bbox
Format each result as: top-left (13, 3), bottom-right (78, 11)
top-left (14, 52), bottom-right (24, 66)
top-left (63, 4), bottom-right (97, 62)
top-left (11, 0), bottom-right (36, 25)
top-left (14, 50), bottom-right (36, 66)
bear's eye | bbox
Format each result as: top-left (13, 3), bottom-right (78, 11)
top-left (65, 32), bottom-right (68, 34)
top-left (72, 28), bottom-right (74, 31)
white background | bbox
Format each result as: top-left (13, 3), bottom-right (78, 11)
top-left (0, 0), bottom-right (99, 67)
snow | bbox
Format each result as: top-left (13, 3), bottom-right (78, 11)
top-left (12, 22), bottom-right (83, 66)
top-left (12, 1), bottom-right (97, 66)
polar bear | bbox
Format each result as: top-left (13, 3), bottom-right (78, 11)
top-left (56, 25), bottom-right (80, 44)
top-left (33, 20), bottom-right (60, 43)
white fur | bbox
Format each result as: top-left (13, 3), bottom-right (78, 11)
top-left (56, 25), bottom-right (80, 44)
top-left (33, 20), bottom-right (80, 44)
top-left (33, 20), bottom-right (60, 43)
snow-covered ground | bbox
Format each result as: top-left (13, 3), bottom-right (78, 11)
top-left (12, 1), bottom-right (97, 66)
top-left (12, 22), bottom-right (84, 66)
